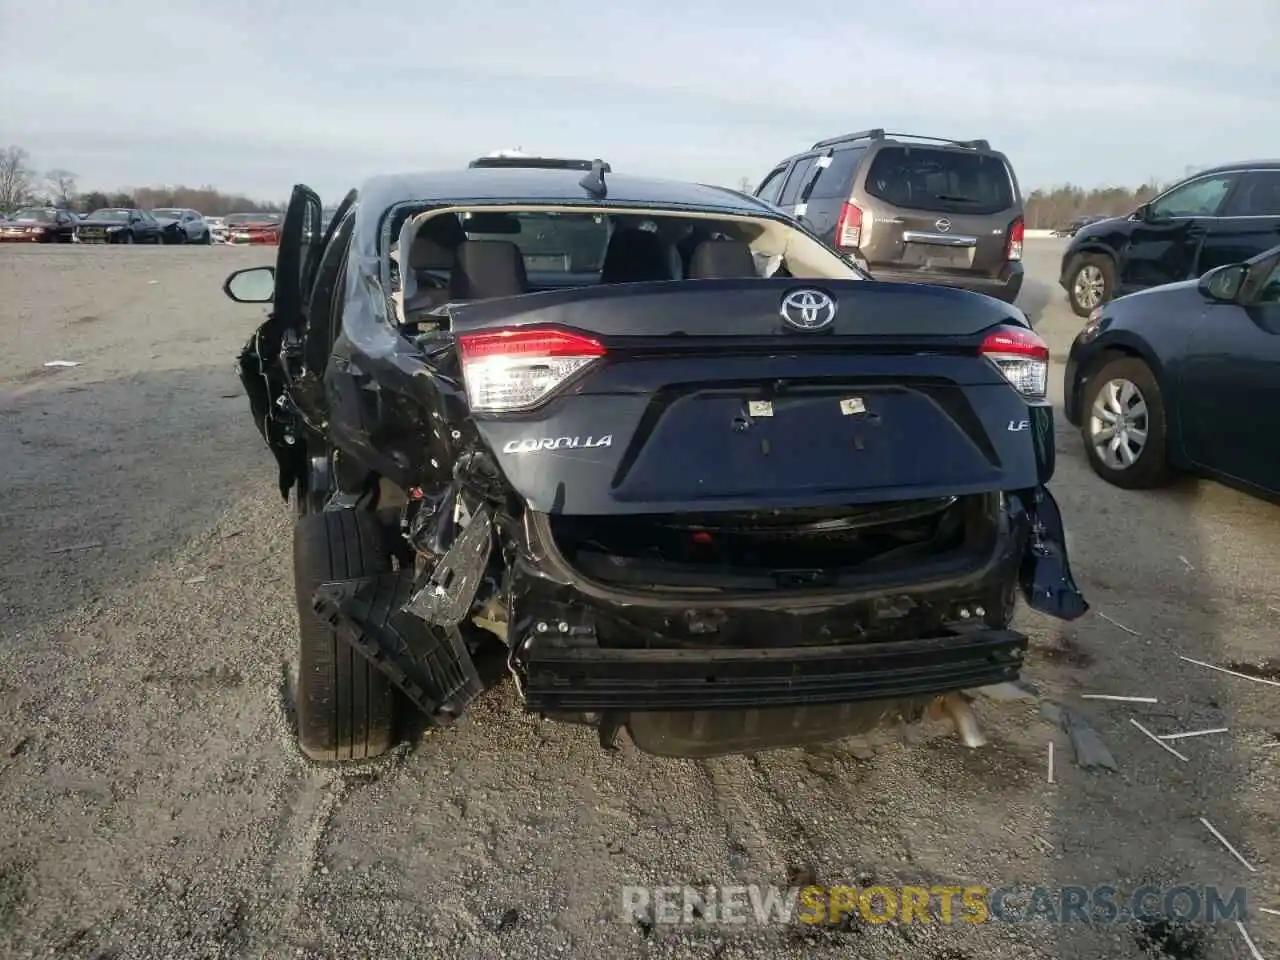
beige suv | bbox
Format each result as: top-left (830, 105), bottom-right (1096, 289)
top-left (755, 129), bottom-right (1026, 303)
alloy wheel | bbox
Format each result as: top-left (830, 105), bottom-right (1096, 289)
top-left (1088, 377), bottom-right (1148, 470)
top-left (1073, 264), bottom-right (1106, 310)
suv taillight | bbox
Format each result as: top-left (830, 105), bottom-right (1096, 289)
top-left (979, 325), bottom-right (1047, 400)
top-left (836, 203), bottom-right (863, 248)
top-left (458, 327), bottom-right (606, 412)
top-left (1006, 217), bottom-right (1024, 262)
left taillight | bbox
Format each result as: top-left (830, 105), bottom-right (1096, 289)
top-left (979, 325), bottom-right (1048, 401)
top-left (835, 202), bottom-right (863, 249)
top-left (1006, 216), bottom-right (1024, 262)
top-left (457, 327), bottom-right (606, 413)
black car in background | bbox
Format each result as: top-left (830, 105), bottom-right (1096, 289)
top-left (1060, 160), bottom-right (1280, 317)
top-left (1065, 241), bottom-right (1280, 499)
top-left (1052, 214), bottom-right (1105, 238)
top-left (76, 208), bottom-right (165, 244)
top-left (0, 207), bottom-right (78, 242)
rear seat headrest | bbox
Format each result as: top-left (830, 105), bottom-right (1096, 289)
top-left (448, 240), bottom-right (528, 300)
top-left (600, 228), bottom-right (675, 284)
top-left (687, 239), bottom-right (758, 279)
top-left (409, 213), bottom-right (466, 270)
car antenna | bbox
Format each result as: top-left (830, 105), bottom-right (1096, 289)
top-left (579, 159), bottom-right (608, 198)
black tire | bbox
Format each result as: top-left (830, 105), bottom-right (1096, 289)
top-left (293, 510), bottom-right (397, 762)
top-left (200, 230), bottom-right (212, 245)
top-left (1079, 355), bottom-right (1175, 489)
top-left (122, 231), bottom-right (134, 245)
top-left (1065, 254), bottom-right (1115, 318)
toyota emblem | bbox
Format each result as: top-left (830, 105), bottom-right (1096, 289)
top-left (780, 289), bottom-right (837, 331)
top-left (935, 218), bottom-right (952, 232)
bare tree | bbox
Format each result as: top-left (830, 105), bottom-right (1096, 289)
top-left (46, 169), bottom-right (78, 206)
top-left (737, 176), bottom-right (753, 193)
top-left (0, 146), bottom-right (34, 213)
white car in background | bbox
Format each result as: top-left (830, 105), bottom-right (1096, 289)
top-left (206, 216), bottom-right (228, 243)
top-left (150, 208), bottom-right (213, 244)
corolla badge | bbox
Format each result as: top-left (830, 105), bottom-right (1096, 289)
top-left (780, 289), bottom-right (837, 331)
top-left (503, 435), bottom-right (612, 454)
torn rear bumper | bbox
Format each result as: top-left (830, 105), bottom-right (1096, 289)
top-left (520, 623), bottom-right (1025, 713)
top-left (305, 483), bottom-right (1084, 756)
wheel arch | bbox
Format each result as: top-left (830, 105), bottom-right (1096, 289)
top-left (1075, 334), bottom-right (1188, 468)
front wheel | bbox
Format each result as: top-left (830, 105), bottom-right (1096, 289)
top-left (1066, 254), bottom-right (1115, 318)
top-left (122, 231), bottom-right (135, 245)
top-left (199, 230), bottom-right (212, 244)
top-left (292, 510), bottom-right (398, 762)
top-left (1079, 355), bottom-right (1175, 489)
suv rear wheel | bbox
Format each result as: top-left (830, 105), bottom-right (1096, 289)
top-left (1066, 254), bottom-right (1115, 318)
top-left (292, 510), bottom-right (397, 761)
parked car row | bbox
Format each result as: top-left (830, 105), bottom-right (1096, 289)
top-left (1055, 162), bottom-right (1280, 504)
top-left (0, 207), bottom-right (282, 245)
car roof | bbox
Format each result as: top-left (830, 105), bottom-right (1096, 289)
top-left (1195, 159), bottom-right (1280, 175)
top-left (768, 137), bottom-right (1009, 171)
top-left (354, 167), bottom-right (780, 241)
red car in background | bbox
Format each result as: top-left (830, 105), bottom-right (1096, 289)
top-left (224, 212), bottom-right (282, 245)
top-left (0, 207), bottom-right (78, 242)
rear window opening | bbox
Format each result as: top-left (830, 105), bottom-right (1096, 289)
top-left (387, 204), bottom-right (867, 325)
top-left (547, 496), bottom-right (995, 592)
top-left (864, 147), bottom-right (1015, 216)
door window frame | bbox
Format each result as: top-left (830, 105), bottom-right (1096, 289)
top-left (1147, 171), bottom-right (1243, 220)
top-left (778, 155), bottom-right (819, 207)
top-left (1219, 169), bottom-right (1280, 219)
top-left (754, 165), bottom-right (789, 205)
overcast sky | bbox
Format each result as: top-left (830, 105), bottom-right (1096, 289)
top-left (2, 0), bottom-right (1277, 202)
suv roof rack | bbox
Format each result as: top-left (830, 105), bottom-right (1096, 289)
top-left (810, 129), bottom-right (991, 151)
top-left (468, 156), bottom-right (612, 172)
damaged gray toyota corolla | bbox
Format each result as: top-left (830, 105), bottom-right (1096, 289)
top-left (225, 156), bottom-right (1087, 763)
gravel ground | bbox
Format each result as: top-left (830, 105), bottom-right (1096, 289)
top-left (0, 240), bottom-right (1277, 960)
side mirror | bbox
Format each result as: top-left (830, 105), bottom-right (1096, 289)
top-left (1131, 203), bottom-right (1150, 222)
top-left (1198, 263), bottom-right (1247, 303)
top-left (223, 266), bottom-right (276, 303)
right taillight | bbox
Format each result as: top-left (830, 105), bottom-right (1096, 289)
top-left (1006, 217), bottom-right (1024, 262)
top-left (458, 327), bottom-right (606, 413)
top-left (980, 325), bottom-right (1048, 400)
top-left (836, 202), bottom-right (863, 248)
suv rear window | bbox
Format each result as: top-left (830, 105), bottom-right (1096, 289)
top-left (863, 146), bottom-right (1014, 215)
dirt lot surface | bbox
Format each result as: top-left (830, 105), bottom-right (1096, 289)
top-left (0, 241), bottom-right (1278, 960)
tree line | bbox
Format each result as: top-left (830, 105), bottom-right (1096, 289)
top-left (0, 145), bottom-right (281, 217)
top-left (1022, 183), bottom-right (1164, 230)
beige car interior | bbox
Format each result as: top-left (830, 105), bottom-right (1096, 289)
top-left (388, 205), bottom-right (862, 325)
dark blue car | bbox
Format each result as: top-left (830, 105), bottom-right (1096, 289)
top-left (220, 158), bottom-right (1086, 764)
top-left (1064, 242), bottom-right (1280, 500)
